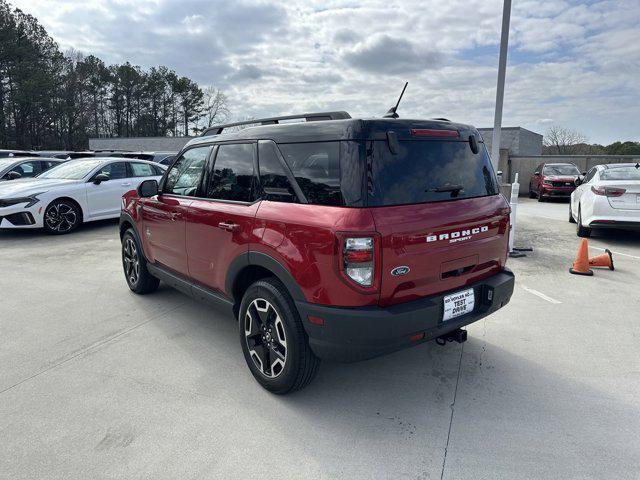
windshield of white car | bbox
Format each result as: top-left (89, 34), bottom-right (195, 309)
top-left (600, 167), bottom-right (640, 181)
top-left (37, 160), bottom-right (102, 179)
top-left (543, 164), bottom-right (580, 175)
top-left (0, 159), bottom-right (17, 170)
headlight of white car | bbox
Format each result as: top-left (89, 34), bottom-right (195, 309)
top-left (0, 193), bottom-right (43, 208)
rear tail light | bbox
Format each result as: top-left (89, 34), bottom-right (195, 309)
top-left (342, 237), bottom-right (377, 288)
top-left (591, 186), bottom-right (626, 197)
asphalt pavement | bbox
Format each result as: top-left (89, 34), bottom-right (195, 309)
top-left (1, 198), bottom-right (638, 479)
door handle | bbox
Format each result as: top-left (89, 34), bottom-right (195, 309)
top-left (218, 221), bottom-right (240, 232)
top-left (170, 212), bottom-right (182, 221)
top-left (121, 182), bottom-right (132, 187)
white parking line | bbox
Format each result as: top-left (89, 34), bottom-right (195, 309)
top-left (591, 246), bottom-right (640, 260)
top-left (521, 286), bottom-right (562, 304)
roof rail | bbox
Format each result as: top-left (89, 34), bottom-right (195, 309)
top-left (201, 111), bottom-right (351, 137)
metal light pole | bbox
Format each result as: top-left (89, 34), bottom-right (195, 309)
top-left (491, 0), bottom-right (512, 172)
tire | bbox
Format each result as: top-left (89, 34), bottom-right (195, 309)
top-left (529, 189), bottom-right (536, 199)
top-left (121, 229), bottom-right (159, 294)
top-left (569, 203), bottom-right (576, 223)
top-left (576, 205), bottom-right (591, 238)
top-left (537, 193), bottom-right (545, 202)
top-left (239, 277), bottom-right (320, 394)
top-left (43, 199), bottom-right (82, 234)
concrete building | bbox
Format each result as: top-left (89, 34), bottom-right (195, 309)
top-left (89, 136), bottom-right (192, 152)
top-left (477, 127), bottom-right (543, 156)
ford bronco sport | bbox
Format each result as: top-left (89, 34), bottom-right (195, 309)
top-left (119, 111), bottom-right (515, 393)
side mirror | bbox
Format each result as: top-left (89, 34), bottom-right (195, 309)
top-left (138, 179), bottom-right (158, 197)
top-left (93, 173), bottom-right (110, 184)
top-left (581, 171), bottom-right (587, 176)
top-left (6, 170), bottom-right (22, 180)
top-left (575, 176), bottom-right (584, 186)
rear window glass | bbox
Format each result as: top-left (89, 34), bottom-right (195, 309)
top-left (543, 164), bottom-right (580, 175)
top-left (277, 141), bottom-right (363, 207)
top-left (278, 142), bottom-right (342, 206)
top-left (367, 140), bottom-right (498, 206)
top-left (600, 167), bottom-right (640, 181)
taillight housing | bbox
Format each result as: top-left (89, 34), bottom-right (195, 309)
top-left (338, 234), bottom-right (380, 291)
top-left (591, 186), bottom-right (626, 197)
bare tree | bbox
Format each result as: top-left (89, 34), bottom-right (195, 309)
top-left (196, 85), bottom-right (230, 132)
top-left (543, 126), bottom-right (588, 155)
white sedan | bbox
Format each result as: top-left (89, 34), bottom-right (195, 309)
top-left (570, 163), bottom-right (640, 237)
top-left (0, 158), bottom-right (165, 234)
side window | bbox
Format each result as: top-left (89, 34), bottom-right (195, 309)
top-left (584, 168), bottom-right (597, 183)
top-left (278, 142), bottom-right (342, 206)
top-left (163, 146), bottom-right (211, 196)
top-left (130, 162), bottom-right (156, 177)
top-left (205, 143), bottom-right (255, 202)
top-left (258, 141), bottom-right (296, 202)
top-left (152, 165), bottom-right (165, 175)
top-left (44, 161), bottom-right (59, 169)
top-left (94, 162), bottom-right (127, 180)
top-left (534, 164), bottom-right (542, 174)
top-left (16, 161), bottom-right (41, 177)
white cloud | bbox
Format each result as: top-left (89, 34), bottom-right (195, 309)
top-left (10, 0), bottom-right (640, 143)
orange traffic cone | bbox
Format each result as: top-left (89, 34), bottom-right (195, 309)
top-left (589, 249), bottom-right (614, 271)
top-left (569, 238), bottom-right (593, 276)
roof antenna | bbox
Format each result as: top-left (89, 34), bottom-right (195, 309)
top-left (383, 82), bottom-right (408, 119)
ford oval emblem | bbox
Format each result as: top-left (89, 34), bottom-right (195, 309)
top-left (391, 266), bottom-right (410, 276)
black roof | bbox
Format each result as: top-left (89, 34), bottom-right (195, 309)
top-left (186, 117), bottom-right (480, 148)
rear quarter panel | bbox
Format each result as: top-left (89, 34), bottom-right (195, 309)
top-left (254, 201), bottom-right (379, 307)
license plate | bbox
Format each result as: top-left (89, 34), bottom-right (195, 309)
top-left (443, 288), bottom-right (475, 321)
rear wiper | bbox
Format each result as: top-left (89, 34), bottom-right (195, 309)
top-left (426, 184), bottom-right (464, 194)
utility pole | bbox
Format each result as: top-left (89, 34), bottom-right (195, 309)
top-left (491, 0), bottom-right (512, 172)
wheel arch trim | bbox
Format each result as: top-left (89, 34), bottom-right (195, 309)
top-left (226, 251), bottom-right (306, 303)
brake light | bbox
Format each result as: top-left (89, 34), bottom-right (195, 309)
top-left (410, 128), bottom-right (459, 138)
top-left (591, 186), bottom-right (626, 197)
top-left (342, 237), bottom-right (376, 288)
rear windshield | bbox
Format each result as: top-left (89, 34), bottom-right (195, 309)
top-left (367, 140), bottom-right (498, 206)
top-left (600, 167), bottom-right (640, 181)
top-left (543, 164), bottom-right (580, 175)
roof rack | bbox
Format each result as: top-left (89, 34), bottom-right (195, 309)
top-left (201, 111), bottom-right (351, 136)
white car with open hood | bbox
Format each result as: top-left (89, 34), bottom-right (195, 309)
top-left (570, 163), bottom-right (640, 237)
top-left (0, 158), bottom-right (165, 234)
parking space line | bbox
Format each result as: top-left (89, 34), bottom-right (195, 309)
top-left (521, 286), bottom-right (562, 304)
top-left (591, 246), bottom-right (640, 260)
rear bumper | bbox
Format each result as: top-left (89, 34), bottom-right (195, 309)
top-left (296, 269), bottom-right (515, 362)
top-left (589, 220), bottom-right (640, 231)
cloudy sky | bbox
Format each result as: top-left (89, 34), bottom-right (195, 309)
top-left (11, 0), bottom-right (640, 144)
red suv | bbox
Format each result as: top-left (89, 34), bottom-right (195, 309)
top-left (529, 162), bottom-right (582, 201)
top-left (119, 112), bottom-right (515, 393)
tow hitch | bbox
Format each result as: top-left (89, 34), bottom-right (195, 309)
top-left (435, 328), bottom-right (467, 346)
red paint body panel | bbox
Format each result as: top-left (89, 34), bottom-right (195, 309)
top-left (139, 194), bottom-right (192, 274)
top-left (185, 199), bottom-right (260, 292)
top-left (370, 195), bottom-right (510, 306)
top-left (253, 201), bottom-right (378, 307)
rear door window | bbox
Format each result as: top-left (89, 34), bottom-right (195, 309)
top-left (278, 142), bottom-right (342, 206)
top-left (367, 140), bottom-right (498, 206)
top-left (258, 141), bottom-right (297, 202)
top-left (129, 162), bottom-right (156, 177)
top-left (205, 143), bottom-right (255, 202)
